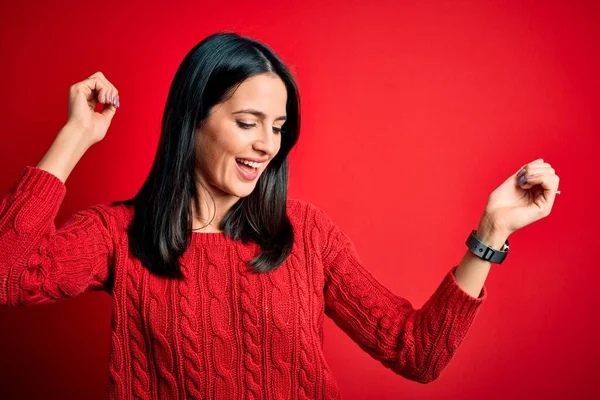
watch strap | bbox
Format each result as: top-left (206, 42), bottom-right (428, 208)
top-left (465, 230), bottom-right (509, 264)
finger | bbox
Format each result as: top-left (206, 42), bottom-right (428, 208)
top-left (110, 89), bottom-right (120, 108)
top-left (523, 165), bottom-right (555, 176)
top-left (516, 161), bottom-right (552, 178)
top-left (99, 85), bottom-right (109, 104)
top-left (108, 87), bottom-right (120, 108)
top-left (517, 157), bottom-right (544, 169)
top-left (531, 162), bottom-right (552, 169)
top-left (519, 173), bottom-right (560, 212)
top-left (519, 172), bottom-right (560, 192)
top-left (86, 72), bottom-right (118, 106)
top-left (84, 76), bottom-right (109, 104)
top-left (101, 99), bottom-right (118, 119)
top-left (106, 88), bottom-right (114, 105)
top-left (519, 158), bottom-right (544, 169)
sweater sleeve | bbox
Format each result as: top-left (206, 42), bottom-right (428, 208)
top-left (0, 166), bottom-right (115, 307)
top-left (315, 206), bottom-right (487, 384)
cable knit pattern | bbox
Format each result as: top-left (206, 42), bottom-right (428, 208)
top-left (316, 204), bottom-right (488, 384)
top-left (125, 259), bottom-right (151, 398)
top-left (235, 243), bottom-right (263, 399)
top-left (0, 179), bottom-right (111, 306)
top-left (206, 248), bottom-right (236, 398)
top-left (177, 244), bottom-right (205, 399)
top-left (147, 270), bottom-right (179, 399)
top-left (108, 305), bottom-right (125, 399)
top-left (291, 249), bottom-right (318, 399)
top-left (268, 258), bottom-right (294, 399)
top-left (108, 240), bottom-right (127, 398)
top-left (1, 166), bottom-right (489, 398)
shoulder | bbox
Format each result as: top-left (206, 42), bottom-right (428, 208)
top-left (286, 197), bottom-right (346, 246)
top-left (286, 197), bottom-right (311, 214)
top-left (286, 197), bottom-right (331, 223)
top-left (80, 201), bottom-right (133, 239)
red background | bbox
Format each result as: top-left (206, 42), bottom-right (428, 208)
top-left (1, 0), bottom-right (598, 398)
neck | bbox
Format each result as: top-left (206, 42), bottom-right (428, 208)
top-left (191, 179), bottom-right (240, 233)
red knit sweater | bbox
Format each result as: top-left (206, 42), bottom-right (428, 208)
top-left (1, 166), bottom-right (487, 399)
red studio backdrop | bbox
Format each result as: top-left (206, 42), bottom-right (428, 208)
top-left (0, 0), bottom-right (598, 399)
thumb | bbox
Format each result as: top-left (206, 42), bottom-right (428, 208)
top-left (101, 102), bottom-right (118, 120)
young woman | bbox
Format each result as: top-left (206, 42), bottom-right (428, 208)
top-left (0, 31), bottom-right (560, 399)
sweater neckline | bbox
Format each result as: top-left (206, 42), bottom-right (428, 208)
top-left (191, 230), bottom-right (234, 246)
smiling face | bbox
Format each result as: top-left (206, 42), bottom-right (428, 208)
top-left (194, 73), bottom-right (288, 201)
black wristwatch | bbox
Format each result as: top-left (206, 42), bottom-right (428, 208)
top-left (465, 230), bottom-right (509, 264)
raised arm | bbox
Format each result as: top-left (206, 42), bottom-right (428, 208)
top-left (315, 206), bottom-right (487, 384)
top-left (0, 167), bottom-right (117, 306)
top-left (0, 71), bottom-right (121, 307)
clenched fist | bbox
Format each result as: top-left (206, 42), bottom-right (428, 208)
top-left (67, 71), bottom-right (121, 145)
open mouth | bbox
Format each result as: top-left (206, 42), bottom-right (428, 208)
top-left (236, 158), bottom-right (260, 170)
top-left (235, 158), bottom-right (260, 180)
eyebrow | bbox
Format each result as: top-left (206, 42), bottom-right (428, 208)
top-left (232, 108), bottom-right (287, 122)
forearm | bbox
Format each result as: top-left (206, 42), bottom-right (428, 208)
top-left (453, 214), bottom-right (509, 298)
top-left (36, 123), bottom-right (92, 184)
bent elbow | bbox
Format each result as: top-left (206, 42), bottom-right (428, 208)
top-left (412, 371), bottom-right (439, 384)
top-left (400, 369), bottom-right (439, 384)
top-left (388, 362), bottom-right (442, 384)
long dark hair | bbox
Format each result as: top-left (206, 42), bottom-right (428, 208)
top-left (112, 32), bottom-right (301, 279)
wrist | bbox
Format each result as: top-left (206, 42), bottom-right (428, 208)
top-left (60, 122), bottom-right (95, 148)
top-left (476, 213), bottom-right (510, 249)
top-left (36, 124), bottom-right (93, 183)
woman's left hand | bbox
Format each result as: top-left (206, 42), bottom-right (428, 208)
top-left (480, 158), bottom-right (561, 236)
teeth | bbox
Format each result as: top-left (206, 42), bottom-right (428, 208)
top-left (236, 159), bottom-right (261, 169)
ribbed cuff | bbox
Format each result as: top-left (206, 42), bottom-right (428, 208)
top-left (425, 265), bottom-right (488, 322)
top-left (14, 166), bottom-right (66, 205)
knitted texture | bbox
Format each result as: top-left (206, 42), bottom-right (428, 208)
top-left (0, 166), bottom-right (488, 399)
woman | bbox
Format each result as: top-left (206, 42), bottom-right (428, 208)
top-left (0, 32), bottom-right (560, 399)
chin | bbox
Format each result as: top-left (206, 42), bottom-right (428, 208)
top-left (225, 182), bottom-right (258, 198)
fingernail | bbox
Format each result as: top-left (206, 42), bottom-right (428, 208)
top-left (116, 98), bottom-right (120, 107)
top-left (519, 175), bottom-right (527, 186)
top-left (101, 95), bottom-right (105, 103)
top-left (517, 169), bottom-right (526, 178)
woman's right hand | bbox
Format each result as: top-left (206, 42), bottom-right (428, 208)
top-left (67, 71), bottom-right (121, 145)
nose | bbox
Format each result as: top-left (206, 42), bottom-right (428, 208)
top-left (253, 124), bottom-right (279, 156)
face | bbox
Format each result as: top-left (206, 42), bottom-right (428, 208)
top-left (194, 73), bottom-right (287, 200)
